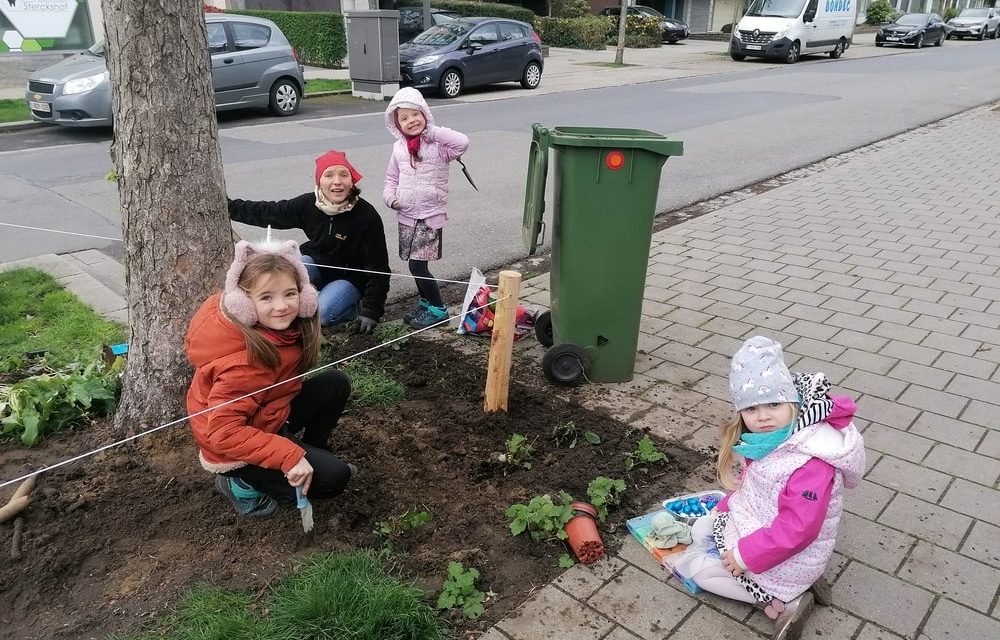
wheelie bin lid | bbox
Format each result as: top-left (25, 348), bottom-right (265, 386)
top-left (549, 126), bottom-right (683, 157)
top-left (522, 123), bottom-right (550, 256)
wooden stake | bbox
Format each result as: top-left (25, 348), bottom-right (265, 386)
top-left (484, 270), bottom-right (522, 412)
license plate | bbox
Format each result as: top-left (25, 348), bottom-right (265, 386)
top-left (29, 101), bottom-right (50, 112)
top-left (887, 37), bottom-right (899, 41)
top-left (745, 44), bottom-right (762, 50)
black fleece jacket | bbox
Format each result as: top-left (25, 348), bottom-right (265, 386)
top-left (228, 193), bottom-right (391, 320)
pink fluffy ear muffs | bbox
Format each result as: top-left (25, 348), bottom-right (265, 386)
top-left (221, 239), bottom-right (319, 326)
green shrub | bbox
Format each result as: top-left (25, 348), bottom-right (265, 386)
top-left (550, 0), bottom-right (590, 18)
top-left (534, 16), bottom-right (607, 49)
top-left (228, 9), bottom-right (347, 67)
top-left (605, 15), bottom-right (662, 48)
top-left (865, 0), bottom-right (895, 24)
top-left (943, 7), bottom-right (959, 22)
top-left (396, 0), bottom-right (535, 23)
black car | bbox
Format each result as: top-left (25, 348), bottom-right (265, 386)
top-left (399, 18), bottom-right (543, 98)
top-left (599, 5), bottom-right (689, 43)
top-left (875, 13), bottom-right (947, 48)
top-left (398, 7), bottom-right (461, 44)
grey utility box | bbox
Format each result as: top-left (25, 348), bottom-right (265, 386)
top-left (345, 10), bottom-right (401, 101)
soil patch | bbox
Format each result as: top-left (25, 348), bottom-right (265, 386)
top-left (0, 332), bottom-right (706, 639)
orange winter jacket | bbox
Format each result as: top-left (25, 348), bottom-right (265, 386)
top-left (185, 293), bottom-right (305, 474)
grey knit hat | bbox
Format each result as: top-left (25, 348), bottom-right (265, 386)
top-left (729, 336), bottom-right (800, 411)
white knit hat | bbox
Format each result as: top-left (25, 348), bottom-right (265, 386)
top-left (729, 336), bottom-right (800, 411)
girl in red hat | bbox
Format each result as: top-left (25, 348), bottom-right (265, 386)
top-left (228, 150), bottom-right (390, 333)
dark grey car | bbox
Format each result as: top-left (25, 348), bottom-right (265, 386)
top-left (398, 18), bottom-right (543, 98)
top-left (25, 14), bottom-right (305, 127)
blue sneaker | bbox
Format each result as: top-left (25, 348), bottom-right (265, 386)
top-left (404, 299), bottom-right (430, 324)
top-left (215, 475), bottom-right (278, 518)
top-left (407, 304), bottom-right (448, 329)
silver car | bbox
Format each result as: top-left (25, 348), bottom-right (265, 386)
top-left (25, 14), bottom-right (305, 127)
top-left (946, 7), bottom-right (1000, 40)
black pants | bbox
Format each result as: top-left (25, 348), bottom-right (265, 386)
top-left (225, 369), bottom-right (353, 502)
top-left (409, 259), bottom-right (443, 307)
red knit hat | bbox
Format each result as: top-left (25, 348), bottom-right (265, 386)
top-left (314, 150), bottom-right (362, 185)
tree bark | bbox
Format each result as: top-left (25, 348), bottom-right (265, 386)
top-left (614, 0), bottom-right (628, 66)
top-left (101, 0), bottom-right (232, 433)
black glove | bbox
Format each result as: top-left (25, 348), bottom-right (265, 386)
top-left (357, 315), bottom-right (378, 334)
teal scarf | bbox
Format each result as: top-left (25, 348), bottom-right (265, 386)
top-left (733, 422), bottom-right (796, 460)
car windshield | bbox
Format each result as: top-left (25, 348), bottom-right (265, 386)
top-left (894, 14), bottom-right (927, 26)
top-left (411, 21), bottom-right (472, 46)
top-left (634, 6), bottom-right (665, 17)
top-left (958, 9), bottom-right (987, 18)
top-left (745, 0), bottom-right (807, 18)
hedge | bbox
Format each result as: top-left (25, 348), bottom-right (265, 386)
top-left (605, 15), bottom-right (661, 48)
top-left (396, 0), bottom-right (535, 23)
top-left (227, 9), bottom-right (347, 68)
top-left (534, 16), bottom-right (607, 50)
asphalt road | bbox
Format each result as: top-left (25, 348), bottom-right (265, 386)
top-left (2, 39), bottom-right (1000, 299)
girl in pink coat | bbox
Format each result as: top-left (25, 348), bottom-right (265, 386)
top-left (669, 336), bottom-right (865, 640)
top-left (383, 87), bottom-right (469, 329)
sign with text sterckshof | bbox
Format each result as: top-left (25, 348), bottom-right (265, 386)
top-left (1, 0), bottom-right (79, 39)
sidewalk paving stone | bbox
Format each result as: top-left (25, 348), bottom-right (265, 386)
top-left (921, 597), bottom-right (1000, 639)
top-left (669, 605), bottom-right (761, 640)
top-left (495, 584), bottom-right (615, 640)
top-left (939, 479), bottom-right (1000, 527)
top-left (959, 520), bottom-right (1000, 569)
top-left (586, 566), bottom-right (698, 640)
top-left (922, 444), bottom-right (999, 486)
top-left (865, 455), bottom-right (949, 502)
top-left (832, 562), bottom-right (935, 638)
top-left (878, 494), bottom-right (974, 550)
top-left (899, 541), bottom-right (1000, 613)
top-left (862, 424), bottom-right (934, 465)
top-left (835, 512), bottom-right (914, 573)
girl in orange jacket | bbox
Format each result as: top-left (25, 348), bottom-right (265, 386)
top-left (186, 239), bottom-right (355, 517)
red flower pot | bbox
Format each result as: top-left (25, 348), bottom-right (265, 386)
top-left (565, 501), bottom-right (605, 564)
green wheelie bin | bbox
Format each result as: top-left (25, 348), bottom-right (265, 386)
top-left (523, 124), bottom-right (683, 385)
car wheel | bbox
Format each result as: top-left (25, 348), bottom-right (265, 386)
top-left (936, 32), bottom-right (944, 46)
top-left (268, 78), bottom-right (300, 117)
top-left (945, 33), bottom-right (951, 40)
top-left (993, 26), bottom-right (999, 39)
top-left (915, 33), bottom-right (924, 48)
top-left (829, 41), bottom-right (844, 58)
top-left (520, 61), bottom-right (542, 90)
top-left (784, 41), bottom-right (800, 64)
top-left (875, 41), bottom-right (884, 47)
top-left (979, 28), bottom-right (986, 40)
top-left (439, 68), bottom-right (462, 99)
top-left (730, 52), bottom-right (746, 61)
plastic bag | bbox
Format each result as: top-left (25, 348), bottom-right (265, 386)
top-left (457, 269), bottom-right (537, 340)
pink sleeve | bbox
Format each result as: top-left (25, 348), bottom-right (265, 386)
top-left (736, 458), bottom-right (835, 574)
top-left (383, 151), bottom-right (400, 209)
top-left (430, 125), bottom-right (470, 162)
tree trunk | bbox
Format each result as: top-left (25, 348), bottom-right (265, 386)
top-left (614, 0), bottom-right (628, 66)
top-left (101, 0), bottom-right (232, 433)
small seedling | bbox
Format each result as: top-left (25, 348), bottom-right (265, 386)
top-left (497, 433), bottom-right (534, 469)
top-left (587, 476), bottom-right (627, 523)
top-left (340, 358), bottom-right (405, 407)
top-left (551, 420), bottom-right (600, 448)
top-left (436, 561), bottom-right (486, 619)
top-left (373, 321), bottom-right (411, 350)
top-left (624, 434), bottom-right (667, 472)
top-left (558, 554), bottom-right (576, 568)
top-left (506, 491), bottom-right (575, 542)
top-left (374, 508), bottom-right (433, 541)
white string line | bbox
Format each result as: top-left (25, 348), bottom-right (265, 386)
top-left (0, 295), bottom-right (509, 492)
top-left (0, 222), bottom-right (123, 242)
top-left (0, 221), bottom-right (500, 289)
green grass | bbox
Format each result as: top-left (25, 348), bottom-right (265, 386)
top-left (0, 98), bottom-right (30, 124)
top-left (109, 552), bottom-right (448, 640)
top-left (304, 78), bottom-right (350, 94)
top-left (0, 268), bottom-right (125, 368)
top-left (341, 357), bottom-right (405, 407)
top-left (0, 80), bottom-right (348, 126)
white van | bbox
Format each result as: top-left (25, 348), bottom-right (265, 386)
top-left (730, 0), bottom-right (857, 64)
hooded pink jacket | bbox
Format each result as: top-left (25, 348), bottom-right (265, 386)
top-left (718, 396), bottom-right (866, 601)
top-left (383, 88), bottom-right (470, 229)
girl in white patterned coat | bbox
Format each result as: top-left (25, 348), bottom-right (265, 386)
top-left (383, 87), bottom-right (470, 329)
top-left (672, 336), bottom-right (865, 640)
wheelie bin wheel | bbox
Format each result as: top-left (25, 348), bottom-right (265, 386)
top-left (542, 343), bottom-right (590, 386)
top-left (535, 310), bottom-right (553, 348)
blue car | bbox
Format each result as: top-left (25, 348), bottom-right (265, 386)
top-left (399, 17), bottom-right (543, 98)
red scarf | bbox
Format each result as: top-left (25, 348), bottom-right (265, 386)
top-left (257, 324), bottom-right (302, 346)
top-left (406, 134), bottom-right (421, 157)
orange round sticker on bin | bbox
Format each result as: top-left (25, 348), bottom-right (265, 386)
top-left (605, 150), bottom-right (625, 171)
